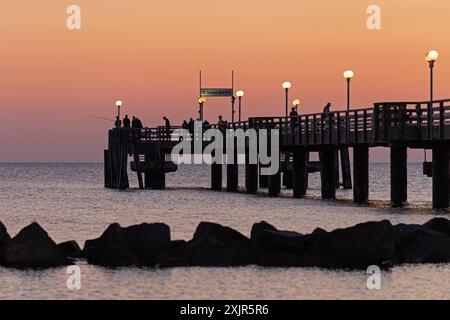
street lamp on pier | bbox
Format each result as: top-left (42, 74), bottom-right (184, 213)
top-left (115, 100), bottom-right (122, 128)
top-left (198, 97), bottom-right (206, 122)
top-left (236, 90), bottom-right (244, 123)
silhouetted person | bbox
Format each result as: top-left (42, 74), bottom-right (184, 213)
top-left (203, 120), bottom-right (211, 131)
top-left (290, 107), bottom-right (298, 128)
top-left (136, 117), bottom-right (143, 129)
top-left (188, 118), bottom-right (195, 136)
top-left (163, 116), bottom-right (171, 136)
top-left (123, 115), bottom-right (131, 128)
top-left (115, 116), bottom-right (122, 128)
top-left (323, 102), bottom-right (331, 115)
top-left (131, 116), bottom-right (138, 129)
top-left (218, 115), bottom-right (226, 132)
top-left (182, 120), bottom-right (189, 130)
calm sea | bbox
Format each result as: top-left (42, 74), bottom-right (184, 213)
top-left (0, 163), bottom-right (449, 299)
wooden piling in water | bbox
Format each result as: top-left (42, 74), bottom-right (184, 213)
top-left (293, 149), bottom-right (307, 198)
top-left (227, 147), bottom-right (239, 192)
top-left (150, 168), bottom-right (166, 190)
top-left (245, 143), bottom-right (258, 194)
top-left (211, 163), bottom-right (222, 191)
top-left (353, 145), bottom-right (369, 204)
top-left (390, 144), bottom-right (407, 207)
top-left (107, 129), bottom-right (129, 189)
top-left (432, 142), bottom-right (450, 210)
top-left (259, 165), bottom-right (269, 188)
top-left (320, 146), bottom-right (337, 199)
top-left (340, 147), bottom-right (352, 189)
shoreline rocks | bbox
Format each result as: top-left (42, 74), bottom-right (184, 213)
top-left (1, 218), bottom-right (450, 270)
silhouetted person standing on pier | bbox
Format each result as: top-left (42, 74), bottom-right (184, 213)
top-left (218, 115), bottom-right (226, 132)
top-left (188, 118), bottom-right (195, 136)
top-left (123, 115), bottom-right (131, 128)
top-left (182, 120), bottom-right (189, 130)
top-left (290, 107), bottom-right (298, 128)
top-left (323, 102), bottom-right (331, 115)
top-left (115, 116), bottom-right (122, 128)
top-left (163, 116), bottom-right (171, 136)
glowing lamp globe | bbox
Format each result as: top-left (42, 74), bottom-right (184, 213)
top-left (236, 90), bottom-right (244, 97)
top-left (198, 97), bottom-right (206, 104)
top-left (293, 99), bottom-right (300, 106)
top-left (343, 70), bottom-right (354, 79)
top-left (282, 82), bottom-right (292, 89)
top-left (115, 100), bottom-right (122, 107)
top-left (426, 50), bottom-right (439, 62)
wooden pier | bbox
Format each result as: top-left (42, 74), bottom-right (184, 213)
top-left (104, 99), bottom-right (450, 211)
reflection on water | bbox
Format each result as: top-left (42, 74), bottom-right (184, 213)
top-left (0, 163), bottom-right (448, 299)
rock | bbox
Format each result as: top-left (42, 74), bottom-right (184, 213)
top-left (156, 240), bottom-right (189, 267)
top-left (83, 223), bottom-right (138, 267)
top-left (83, 222), bottom-right (171, 267)
top-left (186, 222), bottom-right (262, 267)
top-left (3, 222), bottom-right (69, 268)
top-left (0, 221), bottom-right (11, 264)
top-left (123, 223), bottom-right (171, 266)
top-left (251, 222), bottom-right (305, 255)
top-left (423, 218), bottom-right (450, 237)
top-left (57, 240), bottom-right (82, 258)
top-left (393, 225), bottom-right (450, 263)
top-left (301, 220), bottom-right (395, 269)
top-left (250, 221), bottom-right (277, 244)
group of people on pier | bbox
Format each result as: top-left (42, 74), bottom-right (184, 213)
top-left (115, 115), bottom-right (144, 129)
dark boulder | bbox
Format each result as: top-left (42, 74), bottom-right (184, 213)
top-left (83, 222), bottom-right (171, 267)
top-left (83, 223), bottom-right (138, 267)
top-left (123, 223), bottom-right (171, 266)
top-left (156, 240), bottom-right (189, 267)
top-left (0, 221), bottom-right (11, 264)
top-left (250, 221), bottom-right (277, 244)
top-left (57, 240), bottom-right (83, 258)
top-left (186, 222), bottom-right (262, 267)
top-left (301, 220), bottom-right (395, 269)
top-left (393, 225), bottom-right (450, 263)
top-left (3, 222), bottom-right (69, 268)
top-left (251, 222), bottom-right (306, 255)
top-left (423, 218), bottom-right (450, 237)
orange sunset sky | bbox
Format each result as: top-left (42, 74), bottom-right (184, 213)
top-left (1, 0), bottom-right (449, 162)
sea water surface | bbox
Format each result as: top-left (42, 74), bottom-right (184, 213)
top-left (0, 163), bottom-right (449, 299)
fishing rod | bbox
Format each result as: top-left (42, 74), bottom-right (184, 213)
top-left (89, 115), bottom-right (114, 122)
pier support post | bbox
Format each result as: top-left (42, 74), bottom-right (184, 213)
top-left (268, 168), bottom-right (281, 196)
top-left (259, 165), bottom-right (269, 188)
top-left (432, 142), bottom-right (450, 210)
top-left (293, 149), bottom-right (307, 198)
top-left (320, 146), bottom-right (337, 199)
top-left (149, 168), bottom-right (166, 190)
top-left (211, 163), bottom-right (222, 191)
top-left (390, 145), bottom-right (407, 207)
top-left (227, 160), bottom-right (239, 193)
top-left (245, 144), bottom-right (258, 194)
top-left (108, 129), bottom-right (129, 189)
top-left (340, 147), bottom-right (352, 189)
top-left (104, 150), bottom-right (112, 188)
top-left (353, 146), bottom-right (369, 204)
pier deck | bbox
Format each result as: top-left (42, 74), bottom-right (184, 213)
top-left (104, 99), bottom-right (450, 211)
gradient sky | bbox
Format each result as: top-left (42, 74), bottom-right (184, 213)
top-left (1, 0), bottom-right (449, 162)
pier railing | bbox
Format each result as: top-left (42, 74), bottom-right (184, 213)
top-left (128, 98), bottom-right (450, 147)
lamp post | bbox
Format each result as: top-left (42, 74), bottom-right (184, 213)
top-left (293, 99), bottom-right (300, 113)
top-left (425, 50), bottom-right (439, 161)
top-left (236, 90), bottom-right (244, 123)
top-left (343, 71), bottom-right (354, 140)
top-left (426, 50), bottom-right (439, 103)
top-left (282, 82), bottom-right (292, 118)
top-left (231, 95), bottom-right (236, 125)
top-left (115, 100), bottom-right (122, 128)
top-left (282, 82), bottom-right (292, 144)
top-left (198, 97), bottom-right (206, 122)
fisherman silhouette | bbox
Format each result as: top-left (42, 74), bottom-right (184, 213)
top-left (123, 115), bottom-right (131, 128)
top-left (115, 116), bottom-right (122, 128)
